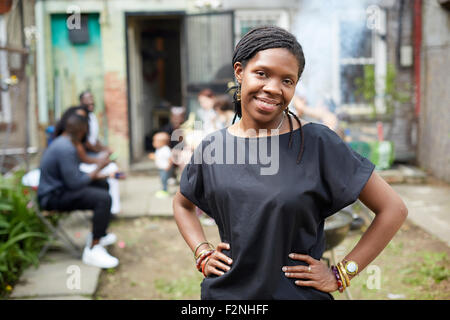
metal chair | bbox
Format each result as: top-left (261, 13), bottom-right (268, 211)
top-left (22, 169), bottom-right (90, 259)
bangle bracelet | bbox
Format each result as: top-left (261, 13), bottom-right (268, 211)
top-left (193, 241), bottom-right (214, 259)
top-left (195, 249), bottom-right (211, 261)
top-left (338, 262), bottom-right (351, 288)
top-left (201, 257), bottom-right (211, 277)
top-left (336, 263), bottom-right (347, 289)
top-left (196, 250), bottom-right (214, 271)
top-left (331, 265), bottom-right (344, 293)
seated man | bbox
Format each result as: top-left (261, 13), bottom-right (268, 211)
top-left (37, 114), bottom-right (119, 269)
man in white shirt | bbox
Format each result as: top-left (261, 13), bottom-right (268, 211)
top-left (79, 91), bottom-right (111, 154)
top-left (79, 90), bottom-right (121, 214)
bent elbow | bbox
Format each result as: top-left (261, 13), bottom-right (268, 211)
top-left (398, 200), bottom-right (408, 221)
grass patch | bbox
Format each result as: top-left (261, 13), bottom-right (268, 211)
top-left (154, 274), bottom-right (203, 299)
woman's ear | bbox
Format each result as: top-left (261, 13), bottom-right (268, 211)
top-left (233, 62), bottom-right (243, 84)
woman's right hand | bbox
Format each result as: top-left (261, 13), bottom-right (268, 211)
top-left (203, 242), bottom-right (233, 277)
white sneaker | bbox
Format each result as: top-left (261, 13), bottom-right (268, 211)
top-left (86, 233), bottom-right (117, 248)
top-left (82, 245), bottom-right (119, 269)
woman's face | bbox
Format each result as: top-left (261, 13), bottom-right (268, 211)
top-left (234, 48), bottom-right (299, 125)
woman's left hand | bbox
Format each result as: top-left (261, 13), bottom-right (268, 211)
top-left (282, 253), bottom-right (338, 293)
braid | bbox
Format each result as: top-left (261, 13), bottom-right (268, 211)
top-left (288, 110), bottom-right (305, 164)
top-left (231, 26), bottom-right (306, 164)
top-left (286, 108), bottom-right (293, 149)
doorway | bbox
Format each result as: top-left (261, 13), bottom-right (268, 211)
top-left (126, 12), bottom-right (234, 166)
top-left (126, 14), bottom-right (183, 164)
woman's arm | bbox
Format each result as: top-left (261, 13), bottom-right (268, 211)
top-left (173, 191), bottom-right (232, 276)
top-left (284, 171), bottom-right (408, 292)
top-left (341, 171), bottom-right (408, 278)
top-left (75, 142), bottom-right (99, 164)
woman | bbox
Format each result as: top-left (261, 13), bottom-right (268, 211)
top-left (173, 26), bottom-right (408, 300)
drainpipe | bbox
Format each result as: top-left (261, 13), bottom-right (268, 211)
top-left (413, 0), bottom-right (422, 118)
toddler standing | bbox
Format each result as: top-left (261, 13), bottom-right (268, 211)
top-left (151, 132), bottom-right (173, 198)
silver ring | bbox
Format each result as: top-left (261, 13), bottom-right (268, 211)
top-left (308, 266), bottom-right (312, 272)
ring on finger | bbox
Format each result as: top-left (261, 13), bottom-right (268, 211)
top-left (308, 265), bottom-right (312, 272)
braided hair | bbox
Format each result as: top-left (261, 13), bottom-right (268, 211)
top-left (230, 26), bottom-right (306, 164)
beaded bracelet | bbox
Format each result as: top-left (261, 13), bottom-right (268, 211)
top-left (196, 250), bottom-right (214, 271)
top-left (331, 265), bottom-right (344, 293)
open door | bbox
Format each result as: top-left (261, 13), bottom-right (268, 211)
top-left (126, 18), bottom-right (145, 162)
top-left (183, 11), bottom-right (234, 114)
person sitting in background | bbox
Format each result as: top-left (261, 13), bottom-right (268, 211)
top-left (79, 90), bottom-right (112, 155)
top-left (151, 132), bottom-right (173, 199)
top-left (212, 94), bottom-right (235, 129)
top-left (160, 106), bottom-right (187, 149)
top-left (54, 106), bottom-right (124, 215)
top-left (38, 114), bottom-right (119, 269)
top-left (197, 89), bottom-right (217, 135)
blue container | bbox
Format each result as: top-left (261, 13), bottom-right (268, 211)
top-left (45, 126), bottom-right (55, 146)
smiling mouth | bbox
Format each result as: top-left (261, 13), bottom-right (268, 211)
top-left (254, 97), bottom-right (282, 112)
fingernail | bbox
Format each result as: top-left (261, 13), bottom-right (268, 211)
top-left (289, 253), bottom-right (294, 258)
top-left (228, 259), bottom-right (233, 264)
top-left (285, 273), bottom-right (290, 277)
top-left (282, 267), bottom-right (287, 272)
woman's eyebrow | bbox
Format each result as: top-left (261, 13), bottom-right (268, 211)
top-left (252, 64), bottom-right (297, 79)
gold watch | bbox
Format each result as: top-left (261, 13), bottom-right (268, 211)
top-left (343, 260), bottom-right (359, 276)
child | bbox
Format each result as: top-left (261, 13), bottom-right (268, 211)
top-left (151, 132), bottom-right (173, 198)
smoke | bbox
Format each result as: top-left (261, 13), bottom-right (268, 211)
top-left (292, 0), bottom-right (379, 108)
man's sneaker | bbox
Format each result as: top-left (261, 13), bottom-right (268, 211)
top-left (82, 245), bottom-right (119, 269)
top-left (86, 233), bottom-right (117, 248)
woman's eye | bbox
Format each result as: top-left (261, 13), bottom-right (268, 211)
top-left (283, 79), bottom-right (294, 86)
top-left (256, 71), bottom-right (266, 77)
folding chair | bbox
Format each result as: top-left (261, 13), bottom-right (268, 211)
top-left (22, 169), bottom-right (91, 259)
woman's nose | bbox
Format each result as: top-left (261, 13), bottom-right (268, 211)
top-left (263, 79), bottom-right (282, 96)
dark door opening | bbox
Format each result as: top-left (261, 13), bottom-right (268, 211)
top-left (126, 12), bottom-right (234, 168)
top-left (126, 14), bottom-right (183, 164)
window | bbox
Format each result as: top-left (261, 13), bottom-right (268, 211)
top-left (234, 10), bottom-right (290, 46)
top-left (332, 9), bottom-right (387, 115)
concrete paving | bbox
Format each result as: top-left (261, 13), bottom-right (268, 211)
top-left (119, 174), bottom-right (175, 218)
top-left (10, 251), bottom-right (100, 299)
top-left (392, 184), bottom-right (450, 246)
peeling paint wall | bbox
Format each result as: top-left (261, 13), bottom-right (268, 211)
top-left (50, 13), bottom-right (105, 134)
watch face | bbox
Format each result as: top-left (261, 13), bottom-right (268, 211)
top-left (346, 261), bottom-right (358, 274)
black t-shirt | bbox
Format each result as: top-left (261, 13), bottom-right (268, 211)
top-left (180, 123), bottom-right (375, 300)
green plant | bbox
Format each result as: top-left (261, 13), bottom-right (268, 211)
top-left (0, 170), bottom-right (48, 298)
top-left (401, 252), bottom-right (449, 286)
top-left (154, 274), bottom-right (203, 299)
top-left (354, 64), bottom-right (411, 117)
